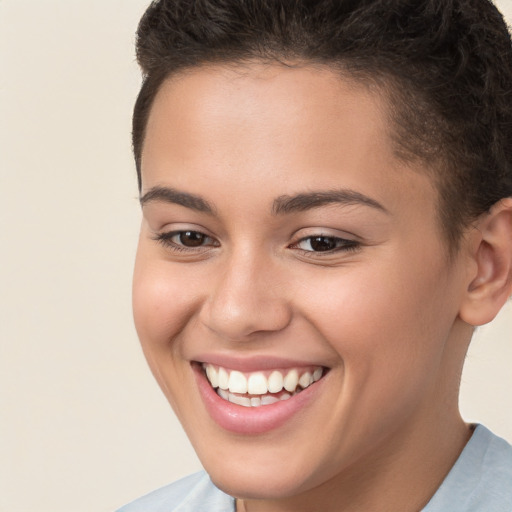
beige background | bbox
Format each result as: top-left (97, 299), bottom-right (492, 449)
top-left (0, 1), bottom-right (511, 511)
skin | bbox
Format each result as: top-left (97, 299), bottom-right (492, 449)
top-left (132, 63), bottom-right (509, 512)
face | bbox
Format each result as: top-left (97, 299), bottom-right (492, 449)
top-left (133, 63), bottom-right (472, 504)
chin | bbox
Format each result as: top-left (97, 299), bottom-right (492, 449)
top-left (198, 442), bottom-right (328, 501)
top-left (209, 466), bottom-right (310, 501)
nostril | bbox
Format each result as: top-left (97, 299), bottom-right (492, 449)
top-left (200, 293), bottom-right (292, 341)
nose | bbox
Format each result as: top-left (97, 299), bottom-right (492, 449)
top-left (199, 249), bottom-right (292, 341)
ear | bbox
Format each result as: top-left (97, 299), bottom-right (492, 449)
top-left (459, 198), bottom-right (512, 327)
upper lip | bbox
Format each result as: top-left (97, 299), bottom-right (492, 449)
top-left (191, 353), bottom-right (328, 372)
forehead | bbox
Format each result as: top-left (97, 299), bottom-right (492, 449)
top-left (141, 62), bottom-right (439, 228)
top-left (146, 63), bottom-right (386, 132)
top-left (144, 64), bottom-right (398, 176)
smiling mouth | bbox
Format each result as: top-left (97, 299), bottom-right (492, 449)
top-left (202, 363), bottom-right (325, 408)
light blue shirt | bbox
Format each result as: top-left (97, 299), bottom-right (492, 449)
top-left (117, 425), bottom-right (512, 512)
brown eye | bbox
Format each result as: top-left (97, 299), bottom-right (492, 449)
top-left (309, 236), bottom-right (337, 252)
top-left (293, 235), bottom-right (359, 254)
top-left (178, 231), bottom-right (207, 247)
top-left (154, 229), bottom-right (218, 251)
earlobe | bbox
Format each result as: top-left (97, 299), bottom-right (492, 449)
top-left (459, 198), bottom-right (512, 327)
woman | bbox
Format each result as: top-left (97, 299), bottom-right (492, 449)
top-left (119, 0), bottom-right (512, 510)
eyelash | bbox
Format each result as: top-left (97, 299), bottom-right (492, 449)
top-left (153, 230), bottom-right (219, 252)
top-left (153, 230), bottom-right (361, 256)
top-left (290, 235), bottom-right (360, 255)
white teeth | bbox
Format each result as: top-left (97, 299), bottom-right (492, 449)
top-left (247, 372), bottom-right (268, 395)
top-left (217, 389), bottom-right (298, 407)
top-left (204, 363), bottom-right (325, 405)
top-left (299, 371), bottom-right (313, 389)
top-left (283, 369), bottom-right (299, 392)
top-left (228, 370), bottom-right (247, 394)
top-left (229, 394), bottom-right (251, 407)
top-left (261, 395), bottom-right (279, 405)
top-left (268, 370), bottom-right (284, 393)
top-left (218, 388), bottom-right (229, 400)
top-left (218, 367), bottom-right (229, 390)
top-left (205, 365), bottom-right (219, 388)
top-left (250, 397), bottom-right (261, 407)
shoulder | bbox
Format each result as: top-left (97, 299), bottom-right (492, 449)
top-left (116, 471), bottom-right (234, 512)
top-left (423, 425), bottom-right (512, 512)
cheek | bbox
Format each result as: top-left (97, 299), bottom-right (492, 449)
top-left (298, 256), bottom-right (456, 377)
top-left (132, 250), bottom-right (202, 351)
top-left (132, 249), bottom-right (206, 419)
top-left (291, 263), bottom-right (457, 456)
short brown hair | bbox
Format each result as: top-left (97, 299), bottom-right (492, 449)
top-left (133, 0), bottom-right (512, 246)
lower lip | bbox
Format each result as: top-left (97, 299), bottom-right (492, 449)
top-left (193, 364), bottom-right (325, 435)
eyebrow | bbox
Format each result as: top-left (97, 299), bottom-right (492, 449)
top-left (139, 186), bottom-right (387, 216)
top-left (140, 186), bottom-right (215, 214)
top-left (272, 189), bottom-right (388, 215)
